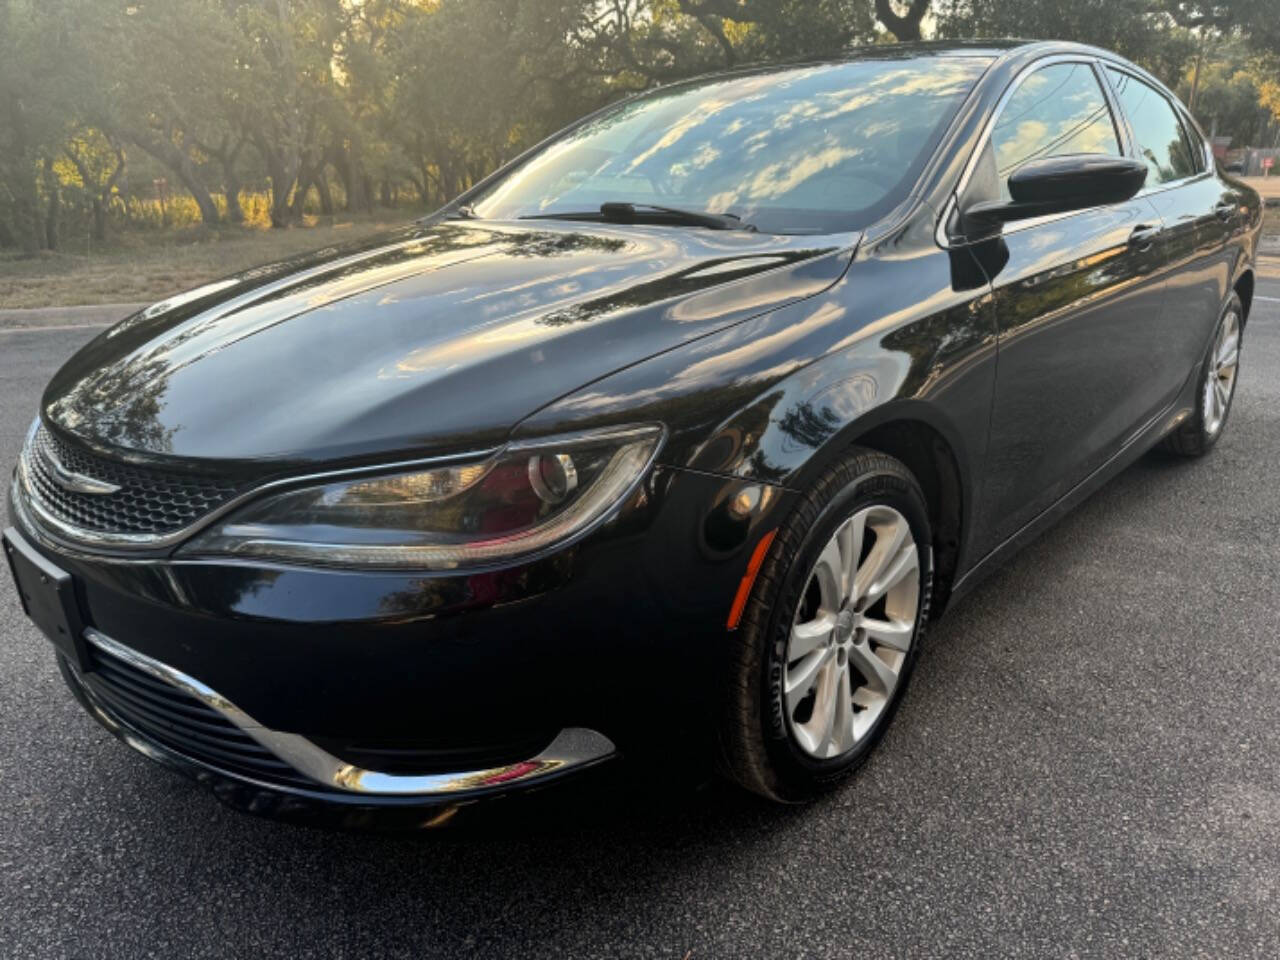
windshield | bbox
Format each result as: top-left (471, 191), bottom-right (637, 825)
top-left (469, 57), bottom-right (988, 235)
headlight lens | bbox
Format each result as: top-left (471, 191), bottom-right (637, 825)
top-left (179, 425), bottom-right (663, 569)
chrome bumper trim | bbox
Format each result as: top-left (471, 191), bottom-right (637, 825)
top-left (80, 628), bottom-right (616, 797)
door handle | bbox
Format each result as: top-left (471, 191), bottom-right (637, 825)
top-left (1214, 201), bottom-right (1236, 222)
top-left (1128, 225), bottom-right (1161, 251)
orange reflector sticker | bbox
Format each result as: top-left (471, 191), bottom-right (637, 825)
top-left (726, 529), bottom-right (777, 631)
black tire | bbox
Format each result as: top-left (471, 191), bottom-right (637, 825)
top-left (1162, 293), bottom-right (1243, 457)
top-left (718, 447), bottom-right (934, 803)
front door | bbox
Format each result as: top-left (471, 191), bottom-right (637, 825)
top-left (962, 60), bottom-right (1173, 555)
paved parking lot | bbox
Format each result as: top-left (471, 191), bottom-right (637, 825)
top-left (2, 277), bottom-right (1278, 958)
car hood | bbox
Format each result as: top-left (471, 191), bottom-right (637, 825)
top-left (43, 220), bottom-right (855, 470)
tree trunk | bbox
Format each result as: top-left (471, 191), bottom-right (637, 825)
top-left (264, 0), bottom-right (304, 228)
top-left (331, 147), bottom-right (362, 213)
top-left (225, 178), bottom-right (244, 224)
top-left (254, 137), bottom-right (296, 228)
top-left (42, 156), bottom-right (59, 250)
top-left (313, 169), bottom-right (334, 216)
top-left (223, 140), bottom-right (245, 224)
top-left (873, 0), bottom-right (929, 41)
top-left (7, 93), bottom-right (41, 253)
top-left (194, 135), bottom-right (247, 225)
top-left (254, 136), bottom-right (300, 228)
top-left (92, 198), bottom-right (107, 243)
top-left (341, 145), bottom-right (372, 213)
top-left (127, 131), bottom-right (220, 226)
top-left (330, 143), bottom-right (371, 213)
top-left (289, 174), bottom-right (312, 219)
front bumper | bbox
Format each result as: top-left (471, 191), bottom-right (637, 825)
top-left (59, 627), bottom-right (614, 823)
top-left (9, 463), bottom-right (794, 816)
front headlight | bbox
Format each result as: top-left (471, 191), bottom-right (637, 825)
top-left (180, 424), bottom-right (664, 569)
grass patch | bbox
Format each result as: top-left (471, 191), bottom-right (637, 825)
top-left (0, 214), bottom-right (419, 309)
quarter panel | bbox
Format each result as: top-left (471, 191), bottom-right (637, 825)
top-left (1144, 176), bottom-right (1240, 352)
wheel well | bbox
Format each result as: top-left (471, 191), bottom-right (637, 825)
top-left (853, 420), bottom-right (963, 617)
top-left (1236, 271), bottom-right (1255, 327)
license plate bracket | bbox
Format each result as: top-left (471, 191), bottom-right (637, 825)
top-left (3, 526), bottom-right (90, 672)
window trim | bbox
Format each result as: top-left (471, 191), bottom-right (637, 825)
top-left (1098, 62), bottom-right (1214, 197)
top-left (939, 54), bottom-right (1127, 247)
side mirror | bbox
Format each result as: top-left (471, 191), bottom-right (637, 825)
top-left (961, 154), bottom-right (1148, 229)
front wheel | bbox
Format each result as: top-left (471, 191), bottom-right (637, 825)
top-left (718, 448), bottom-right (933, 803)
top-left (1163, 293), bottom-right (1243, 457)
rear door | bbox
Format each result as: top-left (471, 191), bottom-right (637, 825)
top-left (960, 58), bottom-right (1173, 556)
top-left (1104, 66), bottom-right (1235, 370)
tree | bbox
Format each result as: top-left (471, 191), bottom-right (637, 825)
top-left (935, 0), bottom-right (1198, 88)
top-left (0, 0), bottom-right (85, 251)
top-left (874, 0), bottom-right (931, 41)
top-left (3, 0), bottom-right (1279, 252)
top-left (62, 130), bottom-right (127, 242)
top-left (98, 0), bottom-right (249, 227)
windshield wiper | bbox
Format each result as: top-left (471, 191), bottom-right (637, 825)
top-left (522, 202), bottom-right (754, 232)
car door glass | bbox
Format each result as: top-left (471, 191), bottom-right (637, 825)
top-left (989, 62), bottom-right (1120, 200)
top-left (1106, 68), bottom-right (1198, 185)
top-left (1179, 113), bottom-right (1207, 173)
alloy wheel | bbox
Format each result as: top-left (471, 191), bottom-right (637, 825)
top-left (784, 504), bottom-right (920, 759)
top-left (1204, 308), bottom-right (1240, 438)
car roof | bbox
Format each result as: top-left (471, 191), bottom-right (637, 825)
top-left (651, 40), bottom-right (1143, 93)
top-left (839, 38), bottom-right (1029, 59)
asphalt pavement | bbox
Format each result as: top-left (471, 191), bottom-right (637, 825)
top-left (1, 282), bottom-right (1278, 958)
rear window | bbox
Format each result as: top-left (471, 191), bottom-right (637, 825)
top-left (1106, 68), bottom-right (1199, 185)
top-left (471, 58), bottom-right (989, 234)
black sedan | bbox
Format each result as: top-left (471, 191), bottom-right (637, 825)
top-left (4, 40), bottom-right (1261, 823)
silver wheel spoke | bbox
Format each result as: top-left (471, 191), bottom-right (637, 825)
top-left (811, 658), bottom-right (840, 755)
top-left (1216, 335), bottom-right (1238, 370)
top-left (812, 539), bottom-right (844, 611)
top-left (785, 647), bottom-right (832, 713)
top-left (829, 664), bottom-right (855, 755)
top-left (792, 654), bottom-right (839, 755)
top-left (862, 545), bottom-right (918, 609)
top-left (847, 638), bottom-right (897, 694)
top-left (853, 515), bottom-right (908, 602)
top-left (837, 513), bottom-right (864, 604)
top-left (790, 614), bottom-right (835, 661)
top-left (860, 615), bottom-right (914, 651)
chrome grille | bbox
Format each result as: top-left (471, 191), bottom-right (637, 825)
top-left (21, 425), bottom-right (238, 537)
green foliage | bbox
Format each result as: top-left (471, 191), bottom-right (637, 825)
top-left (934, 0), bottom-right (1198, 87)
top-left (1177, 49), bottom-right (1280, 145)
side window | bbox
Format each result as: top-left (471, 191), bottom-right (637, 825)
top-left (989, 62), bottom-right (1120, 200)
top-left (1106, 68), bottom-right (1198, 185)
top-left (1179, 111), bottom-right (1208, 173)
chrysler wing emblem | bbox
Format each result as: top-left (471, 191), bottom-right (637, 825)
top-left (45, 451), bottom-right (121, 496)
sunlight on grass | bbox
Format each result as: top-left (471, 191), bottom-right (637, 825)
top-left (0, 214), bottom-right (419, 309)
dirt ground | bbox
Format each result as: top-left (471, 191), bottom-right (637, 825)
top-left (0, 215), bottom-right (418, 310)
